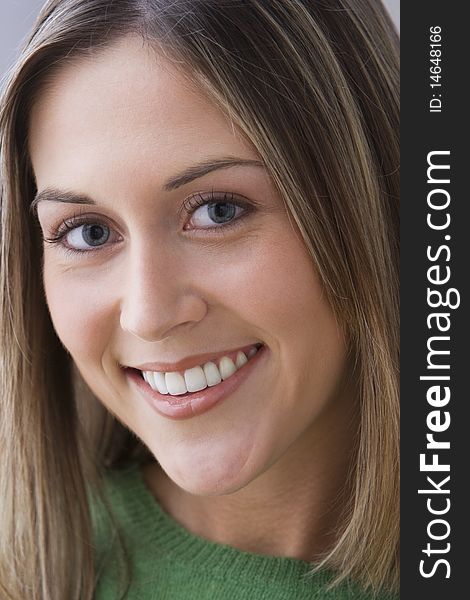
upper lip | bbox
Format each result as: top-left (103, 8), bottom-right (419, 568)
top-left (126, 343), bottom-right (263, 374)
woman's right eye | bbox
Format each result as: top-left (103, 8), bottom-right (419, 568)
top-left (44, 218), bottom-right (119, 254)
top-left (65, 223), bottom-right (110, 250)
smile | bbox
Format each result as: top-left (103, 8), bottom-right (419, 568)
top-left (141, 344), bottom-right (261, 396)
top-left (126, 343), bottom-right (267, 420)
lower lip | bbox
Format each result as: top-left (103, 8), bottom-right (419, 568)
top-left (126, 345), bottom-right (267, 420)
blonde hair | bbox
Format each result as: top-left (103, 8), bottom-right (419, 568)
top-left (0, 1), bottom-right (399, 598)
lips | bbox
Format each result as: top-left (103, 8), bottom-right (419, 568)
top-left (131, 342), bottom-right (263, 373)
top-left (140, 344), bottom-right (261, 396)
top-left (125, 343), bottom-right (267, 419)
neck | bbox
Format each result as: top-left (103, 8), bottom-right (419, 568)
top-left (142, 390), bottom-right (358, 562)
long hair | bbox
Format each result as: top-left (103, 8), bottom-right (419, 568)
top-left (0, 1), bottom-right (399, 598)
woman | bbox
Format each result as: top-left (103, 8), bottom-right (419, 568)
top-left (0, 1), bottom-right (399, 598)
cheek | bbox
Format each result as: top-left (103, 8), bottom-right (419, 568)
top-left (43, 264), bottom-right (115, 362)
top-left (205, 228), bottom-right (341, 352)
top-left (209, 228), bottom-right (349, 413)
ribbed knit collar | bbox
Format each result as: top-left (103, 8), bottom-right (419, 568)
top-left (101, 463), bottom-right (395, 598)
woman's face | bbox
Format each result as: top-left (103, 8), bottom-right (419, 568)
top-left (30, 35), bottom-right (353, 495)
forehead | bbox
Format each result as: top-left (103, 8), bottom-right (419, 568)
top-left (28, 34), bottom-right (255, 191)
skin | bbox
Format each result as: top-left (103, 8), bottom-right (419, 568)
top-left (29, 35), bottom-right (358, 561)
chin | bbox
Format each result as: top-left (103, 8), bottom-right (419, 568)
top-left (150, 437), bottom-right (262, 497)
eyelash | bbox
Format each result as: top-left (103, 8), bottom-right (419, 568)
top-left (43, 190), bottom-right (254, 257)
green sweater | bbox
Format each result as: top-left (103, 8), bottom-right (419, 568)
top-left (92, 463), bottom-right (397, 599)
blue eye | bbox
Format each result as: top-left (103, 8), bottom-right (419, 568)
top-left (183, 191), bottom-right (254, 231)
top-left (189, 202), bottom-right (243, 228)
top-left (65, 223), bottom-right (110, 250)
top-left (44, 216), bottom-right (117, 255)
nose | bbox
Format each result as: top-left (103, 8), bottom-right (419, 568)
top-left (119, 241), bottom-right (207, 342)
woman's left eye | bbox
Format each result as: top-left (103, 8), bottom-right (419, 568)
top-left (184, 192), bottom-right (253, 231)
top-left (187, 201), bottom-right (245, 229)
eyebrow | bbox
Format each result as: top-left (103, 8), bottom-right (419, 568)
top-left (30, 156), bottom-right (264, 214)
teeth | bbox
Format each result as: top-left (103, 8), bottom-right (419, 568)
top-left (219, 356), bottom-right (237, 380)
top-left (153, 371), bottom-right (168, 394)
top-left (203, 361), bottom-right (222, 387)
top-left (165, 372), bottom-right (187, 395)
top-left (184, 366), bottom-right (208, 393)
top-left (145, 370), bottom-right (155, 387)
top-left (236, 351), bottom-right (248, 368)
top-left (142, 344), bottom-right (262, 395)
